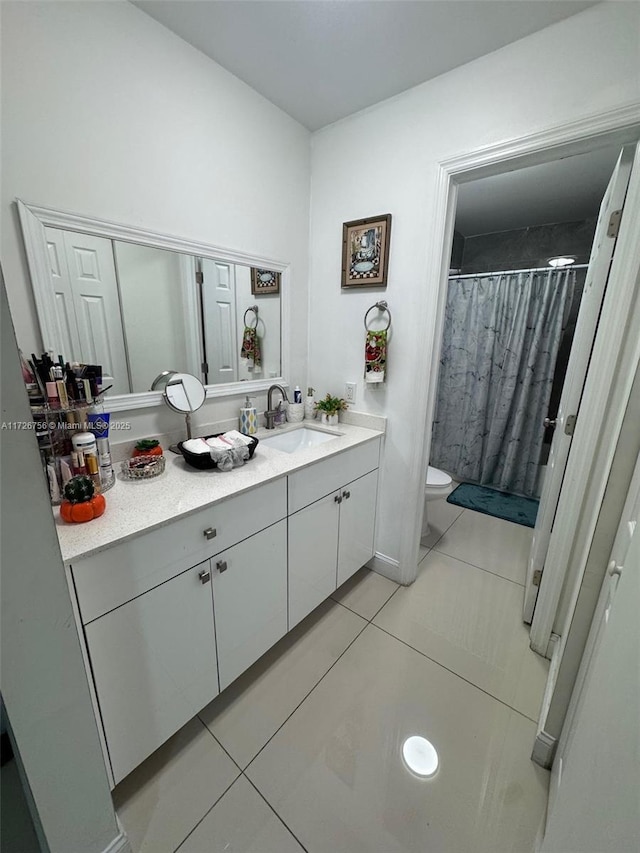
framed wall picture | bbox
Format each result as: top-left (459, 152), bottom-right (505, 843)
top-left (341, 214), bottom-right (392, 288)
top-left (251, 268), bottom-right (280, 295)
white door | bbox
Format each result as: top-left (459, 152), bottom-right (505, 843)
top-left (85, 561), bottom-right (219, 785)
top-left (212, 520), bottom-right (288, 691)
top-left (337, 470), bottom-right (378, 587)
top-left (43, 228), bottom-right (83, 360)
top-left (540, 453), bottom-right (640, 852)
top-left (45, 228), bottom-right (131, 395)
top-left (200, 258), bottom-right (238, 385)
top-left (523, 145), bottom-right (636, 623)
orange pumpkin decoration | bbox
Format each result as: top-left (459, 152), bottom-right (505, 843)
top-left (60, 475), bottom-right (106, 523)
top-left (132, 439), bottom-right (163, 458)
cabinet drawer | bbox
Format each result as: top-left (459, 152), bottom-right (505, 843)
top-left (72, 478), bottom-right (287, 624)
top-left (288, 439), bottom-right (380, 514)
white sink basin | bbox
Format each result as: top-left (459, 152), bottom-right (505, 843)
top-left (259, 427), bottom-right (340, 454)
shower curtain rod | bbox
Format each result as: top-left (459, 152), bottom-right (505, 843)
top-left (449, 264), bottom-right (588, 280)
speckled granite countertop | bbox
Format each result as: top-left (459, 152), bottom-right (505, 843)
top-left (55, 421), bottom-right (384, 564)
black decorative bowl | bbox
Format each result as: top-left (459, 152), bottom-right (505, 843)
top-left (177, 433), bottom-right (259, 470)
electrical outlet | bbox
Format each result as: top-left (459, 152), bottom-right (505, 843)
top-left (345, 382), bottom-right (356, 403)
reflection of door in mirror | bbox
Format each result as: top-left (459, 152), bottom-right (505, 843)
top-left (200, 258), bottom-right (239, 385)
top-left (45, 228), bottom-right (131, 395)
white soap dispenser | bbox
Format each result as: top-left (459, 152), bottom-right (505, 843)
top-left (240, 396), bottom-right (258, 435)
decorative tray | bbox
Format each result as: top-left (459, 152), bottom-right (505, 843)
top-left (121, 454), bottom-right (166, 480)
top-left (177, 434), bottom-right (259, 470)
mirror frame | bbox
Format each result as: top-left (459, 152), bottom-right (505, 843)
top-left (17, 199), bottom-right (290, 412)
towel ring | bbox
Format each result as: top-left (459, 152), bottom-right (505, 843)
top-left (364, 300), bottom-right (391, 332)
top-left (243, 305), bottom-right (259, 328)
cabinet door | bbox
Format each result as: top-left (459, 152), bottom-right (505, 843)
top-left (288, 492), bottom-right (340, 629)
top-left (213, 520), bottom-right (288, 691)
top-left (337, 470), bottom-right (378, 587)
top-left (85, 561), bottom-right (218, 785)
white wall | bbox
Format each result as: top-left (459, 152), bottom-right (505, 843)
top-left (115, 242), bottom-right (190, 391)
top-left (308, 2), bottom-right (640, 578)
top-left (1, 277), bottom-right (126, 852)
top-left (1, 0), bottom-right (310, 428)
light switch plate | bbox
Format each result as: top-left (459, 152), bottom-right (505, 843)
top-left (345, 382), bottom-right (356, 403)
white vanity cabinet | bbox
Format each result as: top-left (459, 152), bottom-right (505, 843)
top-left (84, 560), bottom-right (219, 785)
top-left (65, 433), bottom-right (381, 787)
top-left (288, 441), bottom-right (380, 628)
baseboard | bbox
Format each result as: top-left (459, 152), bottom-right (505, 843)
top-left (367, 551), bottom-right (400, 583)
top-left (103, 831), bottom-right (132, 853)
top-left (531, 728), bottom-right (557, 770)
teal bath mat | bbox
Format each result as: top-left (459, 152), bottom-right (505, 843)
top-left (447, 483), bottom-right (539, 528)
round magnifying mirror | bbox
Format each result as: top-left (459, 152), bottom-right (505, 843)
top-left (160, 373), bottom-right (206, 452)
top-left (164, 373), bottom-right (206, 414)
top-left (150, 370), bottom-right (177, 392)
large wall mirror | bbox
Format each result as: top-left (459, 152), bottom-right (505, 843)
top-left (17, 201), bottom-right (287, 410)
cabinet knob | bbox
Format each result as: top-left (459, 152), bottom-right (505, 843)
top-left (203, 527), bottom-right (217, 540)
top-left (198, 569), bottom-right (211, 584)
top-left (334, 494), bottom-right (343, 504)
top-left (342, 490), bottom-right (351, 500)
top-left (216, 560), bottom-right (228, 573)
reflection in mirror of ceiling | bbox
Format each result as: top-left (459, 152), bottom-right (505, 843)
top-left (455, 145), bottom-right (622, 237)
top-left (133, 0), bottom-right (598, 131)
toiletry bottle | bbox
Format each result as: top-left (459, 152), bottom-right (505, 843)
top-left (294, 385), bottom-right (302, 403)
top-left (72, 431), bottom-right (98, 478)
top-left (240, 396), bottom-right (258, 435)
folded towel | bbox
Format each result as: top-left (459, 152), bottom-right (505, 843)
top-left (182, 438), bottom-right (211, 455)
top-left (365, 329), bottom-right (387, 383)
top-left (222, 430), bottom-right (253, 447)
top-left (240, 326), bottom-right (262, 370)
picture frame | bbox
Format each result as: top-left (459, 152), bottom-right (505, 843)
top-left (341, 213), bottom-right (392, 288)
top-left (251, 267), bottom-right (280, 295)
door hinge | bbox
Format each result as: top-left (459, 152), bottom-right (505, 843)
top-left (201, 362), bottom-right (209, 374)
top-left (564, 414), bottom-right (577, 436)
top-left (607, 209), bottom-right (622, 238)
top-left (532, 569), bottom-right (543, 586)
top-left (195, 271), bottom-right (204, 285)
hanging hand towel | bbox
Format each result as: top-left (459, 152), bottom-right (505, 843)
top-left (240, 325), bottom-right (262, 371)
top-left (365, 329), bottom-right (387, 383)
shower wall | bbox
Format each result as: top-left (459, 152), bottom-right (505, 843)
top-left (459, 218), bottom-right (596, 273)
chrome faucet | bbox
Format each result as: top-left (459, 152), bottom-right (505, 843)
top-left (264, 384), bottom-right (289, 429)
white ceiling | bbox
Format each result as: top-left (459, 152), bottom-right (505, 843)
top-left (133, 0), bottom-right (598, 131)
top-left (133, 0), bottom-right (617, 235)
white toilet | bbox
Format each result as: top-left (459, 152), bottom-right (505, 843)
top-left (421, 465), bottom-right (453, 538)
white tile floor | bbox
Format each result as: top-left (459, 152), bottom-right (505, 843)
top-left (114, 501), bottom-right (550, 853)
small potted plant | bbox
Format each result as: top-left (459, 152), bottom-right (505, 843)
top-left (315, 393), bottom-right (348, 426)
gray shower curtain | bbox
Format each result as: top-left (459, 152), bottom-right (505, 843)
top-left (430, 269), bottom-right (573, 497)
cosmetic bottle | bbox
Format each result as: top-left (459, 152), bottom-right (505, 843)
top-left (294, 386), bottom-right (302, 403)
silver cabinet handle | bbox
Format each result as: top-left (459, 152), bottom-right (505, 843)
top-left (199, 569), bottom-right (211, 584)
top-left (342, 490), bottom-right (351, 500)
top-left (334, 494), bottom-right (342, 504)
top-left (216, 560), bottom-right (228, 573)
top-left (203, 527), bottom-right (217, 540)
top-left (543, 418), bottom-right (556, 429)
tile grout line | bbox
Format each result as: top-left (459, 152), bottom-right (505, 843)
top-left (370, 621), bottom-right (542, 725)
top-left (429, 546), bottom-right (528, 587)
top-left (243, 614), bottom-right (371, 773)
top-left (171, 771), bottom-right (242, 853)
top-left (243, 774), bottom-right (311, 853)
